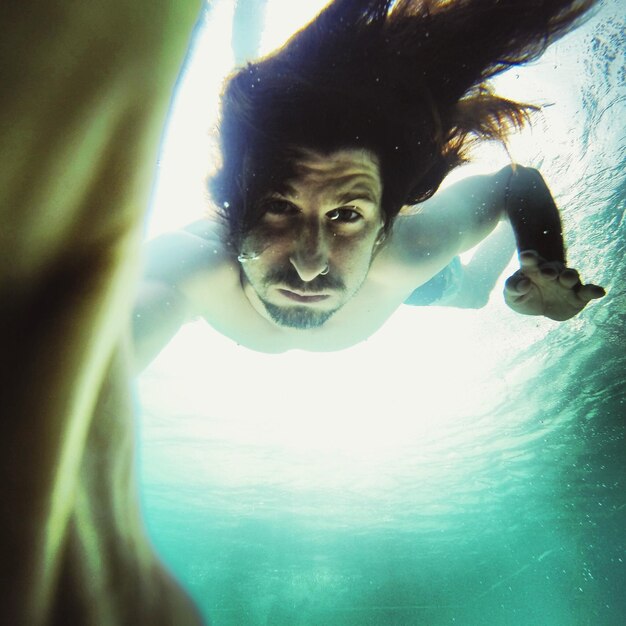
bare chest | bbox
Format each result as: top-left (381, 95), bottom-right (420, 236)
top-left (197, 261), bottom-right (427, 354)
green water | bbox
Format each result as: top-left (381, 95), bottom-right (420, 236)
top-left (139, 329), bottom-right (625, 624)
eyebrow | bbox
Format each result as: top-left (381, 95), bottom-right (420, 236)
top-left (278, 177), bottom-right (381, 205)
top-left (335, 187), bottom-right (380, 205)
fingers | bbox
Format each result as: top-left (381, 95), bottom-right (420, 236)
top-left (549, 266), bottom-right (603, 297)
top-left (504, 272), bottom-right (532, 296)
top-left (577, 283), bottom-right (606, 302)
top-left (519, 250), bottom-right (561, 279)
top-left (539, 263), bottom-right (560, 279)
top-left (558, 268), bottom-right (580, 288)
top-left (513, 250), bottom-right (606, 302)
top-left (518, 249), bottom-right (541, 270)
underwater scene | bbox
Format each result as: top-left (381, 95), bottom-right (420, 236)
top-left (138, 1), bottom-right (625, 624)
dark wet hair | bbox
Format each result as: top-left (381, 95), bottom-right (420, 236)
top-left (209, 0), bottom-right (596, 248)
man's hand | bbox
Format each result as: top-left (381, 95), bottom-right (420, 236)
top-left (504, 250), bottom-right (605, 321)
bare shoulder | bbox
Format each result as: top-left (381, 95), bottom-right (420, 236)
top-left (373, 167), bottom-right (513, 289)
top-left (169, 218), bottom-right (243, 306)
top-left (145, 218), bottom-right (233, 278)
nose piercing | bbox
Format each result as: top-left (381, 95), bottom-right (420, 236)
top-left (237, 251), bottom-right (260, 262)
top-left (320, 265), bottom-right (329, 276)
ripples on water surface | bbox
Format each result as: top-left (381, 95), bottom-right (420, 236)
top-left (138, 1), bottom-right (625, 624)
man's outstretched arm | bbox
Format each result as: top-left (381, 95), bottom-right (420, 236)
top-left (391, 164), bottom-right (604, 319)
top-left (1, 2), bottom-right (203, 625)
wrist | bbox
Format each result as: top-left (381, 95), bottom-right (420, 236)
top-left (504, 165), bottom-right (566, 263)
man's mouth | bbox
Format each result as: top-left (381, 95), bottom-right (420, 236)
top-left (278, 289), bottom-right (330, 303)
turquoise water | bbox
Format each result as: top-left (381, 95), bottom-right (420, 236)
top-left (138, 1), bottom-right (625, 624)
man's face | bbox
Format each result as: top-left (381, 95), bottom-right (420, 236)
top-left (239, 148), bottom-right (384, 329)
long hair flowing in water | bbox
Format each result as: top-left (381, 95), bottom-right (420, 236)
top-left (210, 0), bottom-right (597, 247)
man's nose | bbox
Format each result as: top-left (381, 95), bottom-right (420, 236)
top-left (289, 219), bottom-right (330, 282)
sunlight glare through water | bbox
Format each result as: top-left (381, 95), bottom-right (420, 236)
top-left (138, 1), bottom-right (625, 623)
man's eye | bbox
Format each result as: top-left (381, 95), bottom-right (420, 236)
top-left (262, 200), bottom-right (298, 216)
top-left (327, 207), bottom-right (362, 223)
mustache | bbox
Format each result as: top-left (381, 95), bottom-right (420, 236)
top-left (264, 265), bottom-right (345, 293)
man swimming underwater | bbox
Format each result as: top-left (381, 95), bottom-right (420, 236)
top-left (1, 1), bottom-right (605, 624)
top-left (134, 0), bottom-right (604, 366)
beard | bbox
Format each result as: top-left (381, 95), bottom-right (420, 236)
top-left (259, 299), bottom-right (339, 329)
top-left (250, 264), bottom-right (347, 329)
